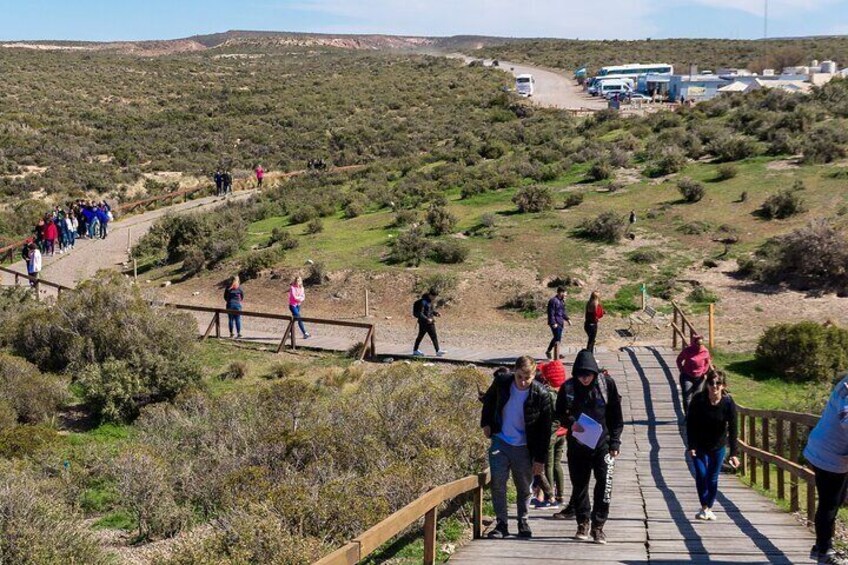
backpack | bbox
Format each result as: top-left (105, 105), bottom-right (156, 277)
top-left (412, 298), bottom-right (424, 319)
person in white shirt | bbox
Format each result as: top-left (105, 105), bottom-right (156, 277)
top-left (27, 243), bottom-right (42, 288)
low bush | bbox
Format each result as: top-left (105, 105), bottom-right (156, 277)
top-left (181, 247), bottom-right (206, 275)
top-left (687, 286), bottom-right (719, 304)
top-left (305, 218), bottom-right (324, 234)
top-left (578, 212), bottom-right (626, 243)
top-left (715, 163), bottom-right (738, 181)
top-left (413, 273), bottom-right (458, 302)
top-left (389, 226), bottom-right (430, 266)
top-left (220, 362), bottom-right (248, 380)
top-left (79, 359), bottom-right (142, 423)
top-left (677, 221), bottom-right (712, 235)
top-left (563, 193), bottom-right (584, 208)
top-left (265, 361), bottom-right (302, 380)
top-left (628, 248), bottom-right (663, 264)
top-left (392, 209), bottom-right (418, 227)
top-left (512, 185), bottom-right (554, 213)
top-left (269, 228), bottom-right (299, 250)
top-left (429, 240), bottom-right (469, 264)
top-left (503, 290), bottom-right (547, 317)
top-left (587, 160), bottom-right (612, 181)
top-left (802, 123), bottom-right (848, 164)
top-left (677, 177), bottom-right (705, 203)
top-left (0, 353), bottom-right (66, 424)
top-left (647, 147), bottom-right (687, 177)
top-left (305, 262), bottom-right (327, 286)
top-left (708, 134), bottom-right (758, 162)
top-left (239, 247), bottom-right (283, 281)
top-left (756, 321), bottom-right (848, 382)
top-left (426, 205), bottom-right (458, 236)
top-left (759, 189), bottom-right (806, 220)
top-left (290, 206), bottom-right (318, 225)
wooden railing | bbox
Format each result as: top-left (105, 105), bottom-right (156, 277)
top-left (671, 300), bottom-right (715, 350)
top-left (0, 265), bottom-right (72, 297)
top-left (736, 405), bottom-right (819, 525)
top-left (315, 470), bottom-right (490, 565)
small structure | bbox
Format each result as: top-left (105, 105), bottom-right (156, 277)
top-left (668, 74), bottom-right (731, 102)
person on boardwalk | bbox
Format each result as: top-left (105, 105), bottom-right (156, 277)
top-left (539, 359), bottom-right (573, 513)
top-left (26, 242), bottom-right (42, 288)
top-left (481, 356), bottom-right (553, 539)
top-left (677, 333), bottom-right (713, 414)
top-left (214, 169), bottom-right (224, 196)
top-left (545, 287), bottom-right (571, 359)
top-left (412, 290), bottom-right (444, 357)
top-left (686, 370), bottom-right (739, 521)
top-left (584, 291), bottom-right (605, 353)
top-left (555, 349), bottom-right (623, 544)
top-left (289, 276), bottom-right (310, 340)
top-left (255, 164), bottom-right (265, 188)
top-left (804, 374), bottom-right (848, 565)
top-left (224, 276), bottom-right (244, 339)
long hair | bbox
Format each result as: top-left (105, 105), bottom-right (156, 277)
top-left (230, 275), bottom-right (240, 289)
top-left (706, 368), bottom-right (729, 396)
top-left (586, 291), bottom-right (600, 314)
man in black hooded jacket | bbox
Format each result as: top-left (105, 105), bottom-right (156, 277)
top-left (554, 349), bottom-right (623, 544)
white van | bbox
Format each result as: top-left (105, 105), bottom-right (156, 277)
top-left (515, 74), bottom-right (534, 97)
top-left (598, 78), bottom-right (634, 98)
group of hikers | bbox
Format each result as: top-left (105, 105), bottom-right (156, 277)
top-left (222, 275), bottom-right (310, 340)
top-left (20, 200), bottom-right (112, 285)
top-left (479, 333), bottom-right (847, 565)
top-left (213, 165), bottom-right (267, 196)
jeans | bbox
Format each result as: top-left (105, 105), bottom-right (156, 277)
top-left (289, 304), bottom-right (307, 336)
top-left (227, 304), bottom-right (242, 335)
top-left (100, 222), bottom-right (108, 239)
top-left (546, 324), bottom-right (563, 355)
top-left (692, 446), bottom-right (725, 508)
top-left (546, 434), bottom-right (567, 502)
top-left (44, 239), bottom-right (54, 255)
top-left (568, 442), bottom-right (615, 527)
top-left (813, 465), bottom-right (848, 552)
top-left (489, 436), bottom-right (533, 525)
top-left (584, 321), bottom-right (598, 352)
top-left (414, 321), bottom-right (439, 352)
top-left (88, 219), bottom-right (99, 239)
top-left (680, 373), bottom-right (705, 415)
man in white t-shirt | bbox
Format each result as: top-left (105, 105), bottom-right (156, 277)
top-left (480, 356), bottom-right (554, 539)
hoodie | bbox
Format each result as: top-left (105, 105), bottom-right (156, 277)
top-left (677, 339), bottom-right (711, 378)
top-left (804, 375), bottom-right (848, 473)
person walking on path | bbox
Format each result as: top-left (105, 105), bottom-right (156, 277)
top-left (584, 291), bottom-right (605, 353)
top-left (224, 276), bottom-right (244, 339)
top-left (481, 356), bottom-right (553, 539)
top-left (804, 375), bottom-right (848, 565)
top-left (255, 164), bottom-right (265, 188)
top-left (95, 205), bottom-right (110, 239)
top-left (686, 370), bottom-right (739, 521)
top-left (223, 170), bottom-right (233, 195)
top-left (538, 360), bottom-right (573, 513)
top-left (43, 218), bottom-right (58, 256)
top-left (26, 243), bottom-right (42, 288)
top-left (555, 349), bottom-right (623, 545)
top-left (545, 287), bottom-right (571, 359)
top-left (289, 277), bottom-right (310, 339)
top-left (677, 334), bottom-right (713, 414)
top-left (412, 290), bottom-right (444, 356)
top-left (214, 169), bottom-right (224, 196)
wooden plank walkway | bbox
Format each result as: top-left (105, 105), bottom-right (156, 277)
top-left (448, 347), bottom-right (817, 565)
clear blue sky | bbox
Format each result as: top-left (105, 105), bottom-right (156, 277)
top-left (1, 0), bottom-right (846, 41)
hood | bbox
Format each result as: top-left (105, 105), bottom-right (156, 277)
top-left (573, 349), bottom-right (600, 376)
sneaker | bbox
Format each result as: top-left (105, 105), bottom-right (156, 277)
top-left (553, 503), bottom-right (575, 520)
top-left (412, 350), bottom-right (425, 356)
top-left (517, 519), bottom-right (532, 539)
top-left (303, 333), bottom-right (311, 339)
top-left (229, 333), bottom-right (234, 339)
top-left (705, 509), bottom-right (717, 521)
top-left (436, 350), bottom-right (447, 357)
top-left (695, 509), bottom-right (708, 520)
top-left (820, 549), bottom-right (848, 565)
top-left (529, 497), bottom-right (542, 507)
top-left (236, 334), bottom-right (243, 339)
top-left (487, 520), bottom-right (510, 539)
top-left (545, 350), bottom-right (552, 360)
top-left (574, 521), bottom-right (590, 541)
top-left (591, 525), bottom-right (607, 545)
top-left (534, 500), bottom-right (558, 509)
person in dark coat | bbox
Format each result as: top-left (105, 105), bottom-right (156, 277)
top-left (545, 286), bottom-right (571, 359)
top-left (412, 290), bottom-right (444, 357)
top-left (214, 170), bottom-right (224, 196)
top-left (555, 349), bottom-right (623, 545)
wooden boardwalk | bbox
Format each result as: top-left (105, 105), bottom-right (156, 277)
top-left (448, 347), bottom-right (817, 565)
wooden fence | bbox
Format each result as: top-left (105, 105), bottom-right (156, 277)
top-left (736, 406), bottom-right (819, 524)
top-left (0, 265), bottom-right (72, 296)
top-left (670, 300), bottom-right (715, 350)
top-left (315, 471), bottom-right (490, 565)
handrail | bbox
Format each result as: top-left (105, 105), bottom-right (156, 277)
top-left (735, 403), bottom-right (820, 524)
top-left (670, 300), bottom-right (715, 350)
top-left (314, 470), bottom-right (490, 565)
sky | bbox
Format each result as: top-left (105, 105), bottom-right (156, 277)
top-left (0, 0), bottom-right (846, 41)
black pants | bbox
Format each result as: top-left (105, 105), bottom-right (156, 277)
top-left (414, 322), bottom-right (439, 352)
top-left (546, 325), bottom-right (563, 355)
top-left (567, 442), bottom-right (615, 527)
top-left (680, 373), bottom-right (705, 415)
top-left (584, 321), bottom-right (598, 352)
top-left (813, 464), bottom-right (848, 552)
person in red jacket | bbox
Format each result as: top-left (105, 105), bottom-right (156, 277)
top-left (584, 291), bottom-right (605, 352)
top-left (43, 218), bottom-right (58, 256)
top-left (677, 333), bottom-right (713, 414)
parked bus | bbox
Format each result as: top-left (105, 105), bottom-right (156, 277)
top-left (596, 63), bottom-right (673, 78)
top-left (515, 74), bottom-right (534, 97)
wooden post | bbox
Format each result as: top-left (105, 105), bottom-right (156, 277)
top-left (133, 258), bottom-right (138, 281)
top-left (641, 284), bottom-right (646, 309)
top-left (472, 476), bottom-right (484, 539)
top-left (277, 320), bottom-right (294, 354)
top-left (776, 418), bottom-right (785, 501)
top-left (789, 422), bottom-right (799, 512)
top-left (672, 308), bottom-right (678, 349)
top-left (739, 414), bottom-right (747, 475)
top-left (806, 481), bottom-right (816, 526)
top-left (14, 273), bottom-right (18, 286)
top-left (202, 314), bottom-right (217, 341)
top-left (762, 417), bottom-right (770, 492)
top-left (748, 415), bottom-right (757, 485)
top-left (215, 312), bottom-right (221, 338)
top-left (708, 303), bottom-right (715, 350)
top-left (423, 507), bottom-right (437, 565)
top-left (365, 288), bottom-right (370, 318)
top-left (290, 320), bottom-right (297, 350)
top-left (370, 327), bottom-right (376, 359)
top-left (127, 228), bottom-right (132, 254)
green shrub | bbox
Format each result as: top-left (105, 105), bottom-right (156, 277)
top-left (392, 209), bottom-right (418, 227)
top-left (426, 205), bottom-right (458, 236)
top-left (756, 322), bottom-right (848, 382)
top-left (79, 360), bottom-right (142, 423)
top-left (290, 206), bottom-right (318, 225)
top-left (708, 134), bottom-right (758, 162)
top-left (512, 185), bottom-right (553, 213)
top-left (429, 240), bottom-right (469, 264)
top-left (677, 177), bottom-right (705, 203)
top-left (220, 362), bottom-right (248, 380)
top-left (587, 160), bottom-right (612, 181)
top-left (239, 248), bottom-right (282, 281)
top-left (578, 212), bottom-right (626, 243)
top-left (628, 248), bottom-right (662, 264)
top-left (265, 361), bottom-right (302, 380)
top-left (0, 424), bottom-right (59, 459)
top-left (181, 246), bottom-right (206, 275)
top-left (413, 273), bottom-right (458, 301)
top-left (305, 261), bottom-right (327, 286)
top-left (647, 147), bottom-right (687, 177)
top-left (677, 221), bottom-right (712, 235)
top-left (802, 123), bottom-right (848, 164)
top-left (269, 228), bottom-right (299, 250)
top-left (759, 189), bottom-right (806, 220)
top-left (687, 286), bottom-right (719, 304)
top-left (563, 193), bottom-right (584, 208)
top-left (0, 401), bottom-right (15, 431)
top-left (716, 163), bottom-right (738, 181)
top-left (306, 218), bottom-right (324, 234)
top-left (389, 226), bottom-right (430, 266)
top-left (0, 353), bottom-right (66, 424)
top-left (503, 290), bottom-right (547, 316)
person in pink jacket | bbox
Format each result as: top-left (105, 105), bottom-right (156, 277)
top-left (677, 334), bottom-right (713, 414)
top-left (255, 165), bottom-right (265, 188)
top-left (289, 276), bottom-right (310, 339)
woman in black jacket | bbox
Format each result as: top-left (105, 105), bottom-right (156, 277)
top-left (686, 370), bottom-right (739, 521)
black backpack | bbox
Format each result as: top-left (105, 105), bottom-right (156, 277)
top-left (412, 298), bottom-right (424, 319)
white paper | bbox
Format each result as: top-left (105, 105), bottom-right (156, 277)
top-left (573, 413), bottom-right (603, 449)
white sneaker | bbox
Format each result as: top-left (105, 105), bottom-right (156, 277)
top-left (412, 350), bottom-right (424, 356)
top-left (705, 509), bottom-right (717, 521)
top-left (695, 509), bottom-right (708, 520)
top-left (436, 350), bottom-right (447, 357)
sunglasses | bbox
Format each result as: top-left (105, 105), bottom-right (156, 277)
top-left (707, 381), bottom-right (722, 388)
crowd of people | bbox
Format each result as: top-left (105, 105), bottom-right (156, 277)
top-left (20, 200), bottom-right (112, 285)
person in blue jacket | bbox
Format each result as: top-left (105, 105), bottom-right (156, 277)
top-left (804, 375), bottom-right (848, 565)
top-left (95, 205), bottom-right (110, 239)
top-left (545, 286), bottom-right (571, 359)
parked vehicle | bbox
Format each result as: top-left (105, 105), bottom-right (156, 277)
top-left (516, 74), bottom-right (535, 97)
top-left (599, 79), bottom-right (634, 98)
